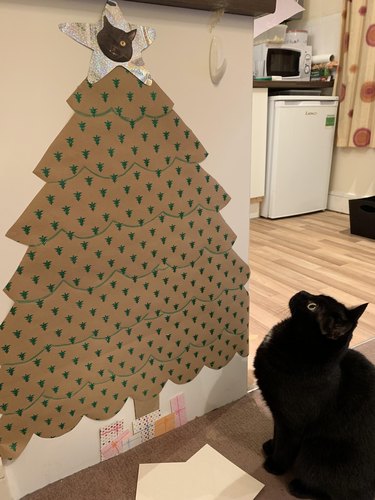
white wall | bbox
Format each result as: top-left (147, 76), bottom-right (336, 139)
top-left (299, 0), bottom-right (343, 18)
top-left (289, 0), bottom-right (375, 213)
top-left (329, 148), bottom-right (375, 212)
top-left (288, 0), bottom-right (342, 60)
top-left (0, 1), bottom-right (253, 497)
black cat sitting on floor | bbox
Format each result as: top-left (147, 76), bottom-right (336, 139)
top-left (254, 291), bottom-right (375, 500)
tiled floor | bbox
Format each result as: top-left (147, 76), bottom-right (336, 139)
top-left (248, 211), bottom-right (375, 387)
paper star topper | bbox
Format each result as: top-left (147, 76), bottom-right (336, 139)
top-left (59, 0), bottom-right (156, 85)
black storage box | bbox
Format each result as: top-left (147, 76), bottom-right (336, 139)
top-left (349, 196), bottom-right (375, 239)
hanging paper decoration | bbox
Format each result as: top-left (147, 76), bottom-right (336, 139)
top-left (60, 0), bottom-right (155, 84)
top-left (0, 1), bottom-right (249, 461)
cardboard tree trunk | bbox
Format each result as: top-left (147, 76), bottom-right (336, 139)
top-left (0, 67), bottom-right (249, 459)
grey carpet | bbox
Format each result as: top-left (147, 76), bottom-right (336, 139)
top-left (24, 339), bottom-right (375, 500)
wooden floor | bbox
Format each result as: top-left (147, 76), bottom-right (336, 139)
top-left (248, 210), bottom-right (375, 386)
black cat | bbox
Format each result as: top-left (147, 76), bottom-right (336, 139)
top-left (97, 16), bottom-right (137, 63)
top-left (254, 291), bottom-right (375, 500)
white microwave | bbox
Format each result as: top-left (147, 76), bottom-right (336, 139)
top-left (253, 43), bottom-right (312, 81)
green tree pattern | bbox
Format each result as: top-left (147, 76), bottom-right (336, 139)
top-left (0, 67), bottom-right (249, 459)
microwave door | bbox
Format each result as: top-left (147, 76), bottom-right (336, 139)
top-left (267, 49), bottom-right (300, 77)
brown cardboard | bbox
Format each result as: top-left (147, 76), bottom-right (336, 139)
top-left (0, 67), bottom-right (249, 460)
top-left (134, 396), bottom-right (160, 419)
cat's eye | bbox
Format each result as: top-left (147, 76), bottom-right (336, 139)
top-left (120, 40), bottom-right (126, 47)
top-left (307, 302), bottom-right (318, 311)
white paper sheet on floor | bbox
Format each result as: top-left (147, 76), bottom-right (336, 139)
top-left (135, 444), bottom-right (264, 499)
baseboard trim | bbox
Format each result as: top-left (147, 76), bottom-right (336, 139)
top-left (327, 191), bottom-right (356, 215)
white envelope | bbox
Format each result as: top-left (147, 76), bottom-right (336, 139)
top-left (136, 444), bottom-right (264, 499)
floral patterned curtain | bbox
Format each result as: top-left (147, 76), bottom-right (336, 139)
top-left (335, 0), bottom-right (375, 147)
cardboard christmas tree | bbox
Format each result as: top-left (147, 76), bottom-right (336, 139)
top-left (0, 1), bottom-right (249, 460)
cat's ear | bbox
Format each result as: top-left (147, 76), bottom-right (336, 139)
top-left (103, 16), bottom-right (111, 29)
top-left (127, 29), bottom-right (137, 43)
top-left (348, 303), bottom-right (368, 323)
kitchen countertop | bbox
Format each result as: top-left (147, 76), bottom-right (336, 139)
top-left (128, 0), bottom-right (276, 16)
top-left (253, 80), bottom-right (334, 89)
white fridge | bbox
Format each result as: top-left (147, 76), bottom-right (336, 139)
top-left (260, 95), bottom-right (339, 219)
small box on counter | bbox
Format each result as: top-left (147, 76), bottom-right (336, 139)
top-left (310, 69), bottom-right (321, 81)
top-left (349, 196), bottom-right (375, 239)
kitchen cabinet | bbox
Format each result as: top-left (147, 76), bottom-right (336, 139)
top-left (250, 88), bottom-right (268, 200)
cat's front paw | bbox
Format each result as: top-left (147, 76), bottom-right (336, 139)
top-left (263, 456), bottom-right (287, 475)
top-left (288, 479), bottom-right (315, 499)
top-left (288, 479), bottom-right (329, 500)
top-left (262, 439), bottom-right (274, 456)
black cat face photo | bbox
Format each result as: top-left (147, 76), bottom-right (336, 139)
top-left (97, 16), bottom-right (137, 63)
top-left (289, 290), bottom-right (367, 340)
